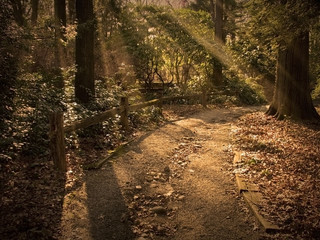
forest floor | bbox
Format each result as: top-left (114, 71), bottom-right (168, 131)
top-left (1, 104), bottom-right (319, 240)
top-left (58, 104), bottom-right (274, 240)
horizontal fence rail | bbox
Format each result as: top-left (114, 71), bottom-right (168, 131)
top-left (49, 93), bottom-right (207, 171)
top-left (64, 107), bottom-right (123, 133)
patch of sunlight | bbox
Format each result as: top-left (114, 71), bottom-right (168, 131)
top-left (277, 62), bottom-right (306, 94)
top-left (60, 183), bottom-right (93, 240)
top-left (167, 10), bottom-right (233, 68)
top-left (96, 23), bottom-right (109, 77)
top-left (136, 6), bottom-right (234, 69)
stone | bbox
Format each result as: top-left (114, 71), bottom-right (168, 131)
top-left (163, 166), bottom-right (170, 175)
top-left (150, 206), bottom-right (167, 215)
top-left (145, 176), bottom-right (153, 182)
top-left (150, 183), bottom-right (158, 188)
top-left (177, 195), bottom-right (185, 201)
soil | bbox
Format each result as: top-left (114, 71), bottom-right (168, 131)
top-left (59, 105), bottom-right (271, 240)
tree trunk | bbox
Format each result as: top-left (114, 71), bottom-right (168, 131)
top-left (54, 0), bottom-right (67, 87)
top-left (215, 0), bottom-right (223, 43)
top-left (214, 0), bottom-right (224, 86)
top-left (267, 32), bottom-right (320, 120)
top-left (68, 0), bottom-right (76, 23)
top-left (49, 112), bottom-right (67, 172)
top-left (209, 0), bottom-right (215, 23)
top-left (54, 0), bottom-right (67, 32)
top-left (75, 0), bottom-right (95, 104)
top-left (10, 0), bottom-right (26, 26)
top-left (31, 0), bottom-right (39, 25)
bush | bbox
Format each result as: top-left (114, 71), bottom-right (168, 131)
top-left (0, 4), bottom-right (18, 161)
top-left (13, 72), bottom-right (64, 156)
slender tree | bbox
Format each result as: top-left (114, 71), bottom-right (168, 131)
top-left (213, 0), bottom-right (224, 86)
top-left (55, 0), bottom-right (67, 29)
top-left (209, 0), bottom-right (215, 23)
top-left (75, 0), bottom-right (95, 104)
top-left (215, 0), bottom-right (223, 43)
top-left (31, 0), bottom-right (39, 25)
top-left (9, 0), bottom-right (26, 26)
top-left (54, 0), bottom-right (67, 87)
top-left (68, 0), bottom-right (76, 23)
top-left (190, 0), bottom-right (225, 86)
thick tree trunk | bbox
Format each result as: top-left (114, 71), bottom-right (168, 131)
top-left (267, 32), bottom-right (320, 120)
top-left (31, 0), bottom-right (39, 25)
top-left (75, 0), bottom-right (95, 104)
top-left (214, 0), bottom-right (224, 86)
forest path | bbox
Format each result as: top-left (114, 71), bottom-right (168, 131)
top-left (59, 105), bottom-right (268, 240)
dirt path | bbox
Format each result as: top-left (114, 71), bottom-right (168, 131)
top-left (59, 106), bottom-right (268, 240)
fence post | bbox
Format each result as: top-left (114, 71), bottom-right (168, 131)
top-left (158, 94), bottom-right (163, 115)
top-left (49, 112), bottom-right (66, 172)
top-left (120, 96), bottom-right (129, 131)
top-left (201, 90), bottom-right (207, 108)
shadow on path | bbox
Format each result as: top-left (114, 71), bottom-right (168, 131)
top-left (86, 163), bottom-right (134, 240)
top-left (76, 105), bottom-right (268, 240)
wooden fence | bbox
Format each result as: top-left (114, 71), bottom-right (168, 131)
top-left (49, 93), bottom-right (207, 171)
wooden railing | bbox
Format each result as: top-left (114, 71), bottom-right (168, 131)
top-left (49, 92), bottom-right (207, 171)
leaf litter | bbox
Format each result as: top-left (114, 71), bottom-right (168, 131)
top-left (233, 111), bottom-right (320, 239)
top-left (123, 135), bottom-right (203, 239)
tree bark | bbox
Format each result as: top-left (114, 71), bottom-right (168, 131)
top-left (54, 0), bottom-right (67, 31)
top-left (209, 0), bottom-right (215, 23)
top-left (49, 112), bottom-right (67, 172)
top-left (120, 96), bottom-right (129, 131)
top-left (267, 32), bottom-right (320, 120)
top-left (68, 0), bottom-right (76, 23)
top-left (54, 0), bottom-right (67, 86)
top-left (10, 0), bottom-right (26, 26)
top-left (215, 0), bottom-right (223, 44)
top-left (214, 0), bottom-right (224, 86)
top-left (75, 0), bottom-right (95, 104)
top-left (31, 0), bottom-right (39, 25)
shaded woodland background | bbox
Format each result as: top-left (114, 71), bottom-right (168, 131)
top-left (1, 0), bottom-right (320, 239)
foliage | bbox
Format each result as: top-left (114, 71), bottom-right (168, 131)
top-left (5, 1), bottom-right (320, 238)
top-left (228, 37), bottom-right (276, 80)
top-left (13, 72), bottom-right (64, 156)
top-left (238, 0), bottom-right (320, 77)
top-left (0, 1), bottom-right (272, 164)
top-left (244, 0), bottom-right (320, 47)
top-left (223, 71), bottom-right (265, 105)
top-left (129, 105), bottom-right (163, 129)
top-left (226, 0), bottom-right (320, 105)
top-left (119, 5), bottom-right (218, 91)
top-left (117, 4), bottom-right (264, 105)
top-left (95, 0), bottom-right (122, 41)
